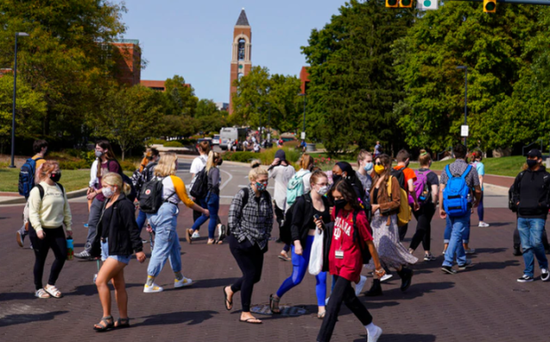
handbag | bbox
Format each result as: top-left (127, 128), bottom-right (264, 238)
top-left (308, 226), bottom-right (324, 275)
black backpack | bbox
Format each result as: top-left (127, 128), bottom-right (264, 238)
top-left (190, 166), bottom-right (208, 199)
top-left (139, 177), bottom-right (176, 214)
top-left (18, 157), bottom-right (43, 197)
top-left (107, 160), bottom-right (137, 202)
top-left (280, 194), bottom-right (313, 245)
top-left (390, 167), bottom-right (406, 189)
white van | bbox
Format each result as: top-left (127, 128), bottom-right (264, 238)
top-left (220, 127), bottom-right (247, 150)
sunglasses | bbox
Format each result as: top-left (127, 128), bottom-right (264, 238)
top-left (375, 162), bottom-right (383, 166)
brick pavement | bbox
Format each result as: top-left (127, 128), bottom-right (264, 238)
top-left (1, 203), bottom-right (549, 342)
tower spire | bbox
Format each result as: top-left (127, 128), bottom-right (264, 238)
top-left (236, 8), bottom-right (250, 26)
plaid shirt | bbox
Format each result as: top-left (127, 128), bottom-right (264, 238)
top-left (228, 186), bottom-right (274, 250)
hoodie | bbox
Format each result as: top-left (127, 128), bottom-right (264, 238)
top-left (516, 166), bottom-right (550, 219)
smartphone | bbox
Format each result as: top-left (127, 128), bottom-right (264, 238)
top-left (313, 214), bottom-right (320, 220)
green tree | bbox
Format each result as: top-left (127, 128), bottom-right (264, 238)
top-left (164, 75), bottom-right (198, 117)
top-left (232, 66), bottom-right (271, 127)
top-left (302, 0), bottom-right (415, 155)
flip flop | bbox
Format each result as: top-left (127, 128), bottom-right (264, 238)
top-left (239, 317), bottom-right (262, 324)
top-left (223, 286), bottom-right (232, 311)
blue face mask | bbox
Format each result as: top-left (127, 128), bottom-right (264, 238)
top-left (364, 162), bottom-right (373, 172)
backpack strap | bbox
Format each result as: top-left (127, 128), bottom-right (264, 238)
top-left (460, 165), bottom-right (472, 181)
top-left (445, 165), bottom-right (452, 179)
top-left (36, 184), bottom-right (45, 200)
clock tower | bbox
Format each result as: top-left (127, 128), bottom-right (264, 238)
top-left (229, 8), bottom-right (252, 115)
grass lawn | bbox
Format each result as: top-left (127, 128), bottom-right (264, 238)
top-left (429, 156), bottom-right (526, 177)
top-left (0, 169), bottom-right (132, 193)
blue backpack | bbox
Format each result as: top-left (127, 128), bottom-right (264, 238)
top-left (443, 165), bottom-right (472, 217)
top-left (18, 157), bottom-right (43, 197)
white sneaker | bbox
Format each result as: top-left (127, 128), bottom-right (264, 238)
top-left (380, 273), bottom-right (393, 282)
top-left (143, 283), bottom-right (163, 293)
top-left (367, 325), bottom-right (383, 342)
top-left (541, 269), bottom-right (550, 282)
top-left (355, 275), bottom-right (367, 296)
top-left (325, 296), bottom-right (330, 305)
top-left (478, 222), bottom-right (490, 227)
top-left (174, 277), bottom-right (193, 288)
top-left (192, 231), bottom-right (200, 239)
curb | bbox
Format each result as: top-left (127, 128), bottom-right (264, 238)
top-left (0, 188), bottom-right (89, 205)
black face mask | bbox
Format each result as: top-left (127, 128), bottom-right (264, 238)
top-left (334, 199), bottom-right (347, 210)
top-left (218, 159), bottom-right (223, 166)
top-left (50, 173), bottom-right (61, 182)
top-left (527, 159), bottom-right (538, 169)
top-left (332, 174), bottom-right (342, 184)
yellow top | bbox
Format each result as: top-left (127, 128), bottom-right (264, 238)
top-left (162, 175), bottom-right (195, 208)
top-left (28, 182), bottom-right (72, 232)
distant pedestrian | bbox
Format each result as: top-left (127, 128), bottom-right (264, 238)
top-left (471, 151), bottom-right (489, 228)
top-left (134, 148), bottom-right (160, 234)
top-left (223, 161), bottom-right (273, 324)
top-left (28, 160), bottom-right (72, 299)
top-left (356, 150), bottom-right (374, 221)
top-left (17, 139), bottom-right (48, 248)
top-left (91, 172), bottom-right (146, 331)
top-left (374, 141), bottom-right (382, 159)
top-left (439, 144), bottom-right (481, 275)
top-left (510, 149), bottom-right (550, 282)
top-left (190, 141), bottom-right (211, 240)
top-left (392, 149), bottom-right (419, 241)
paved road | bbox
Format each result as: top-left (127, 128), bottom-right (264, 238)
top-left (2, 163), bottom-right (549, 341)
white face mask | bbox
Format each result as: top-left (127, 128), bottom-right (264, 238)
top-left (317, 185), bottom-right (329, 196)
top-left (102, 186), bottom-right (115, 198)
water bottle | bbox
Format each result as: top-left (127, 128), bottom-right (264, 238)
top-left (66, 236), bottom-right (74, 260)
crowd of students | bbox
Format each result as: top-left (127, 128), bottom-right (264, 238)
top-left (14, 138), bottom-right (550, 341)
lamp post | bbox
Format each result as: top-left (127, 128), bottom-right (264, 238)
top-left (456, 65), bottom-right (468, 150)
top-left (10, 32), bottom-right (29, 169)
top-left (298, 93), bottom-right (306, 141)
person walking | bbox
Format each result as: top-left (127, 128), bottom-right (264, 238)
top-left (28, 160), bottom-right (72, 299)
top-left (471, 151), bottom-right (489, 227)
top-left (365, 154), bottom-right (417, 296)
top-left (75, 140), bottom-right (120, 260)
top-left (316, 179), bottom-right (384, 342)
top-left (187, 151), bottom-right (224, 244)
top-left (90, 172), bottom-right (146, 331)
top-left (374, 141), bottom-right (382, 159)
top-left (440, 144), bottom-right (481, 275)
top-left (408, 150), bottom-right (439, 261)
top-left (392, 149), bottom-right (419, 241)
top-left (143, 153), bottom-right (208, 293)
top-left (511, 149), bottom-right (550, 282)
top-left (17, 139), bottom-right (48, 248)
top-left (134, 148), bottom-right (160, 234)
top-left (223, 161), bottom-right (273, 324)
top-left (270, 171), bottom-right (330, 318)
top-left (356, 150), bottom-right (374, 221)
top-left (268, 150), bottom-right (296, 260)
top-left (189, 141), bottom-right (211, 240)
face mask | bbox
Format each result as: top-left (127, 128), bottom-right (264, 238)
top-left (527, 159), bottom-right (538, 169)
top-left (332, 174), bottom-right (342, 184)
top-left (95, 150), bottom-right (104, 158)
top-left (102, 186), bottom-right (115, 198)
top-left (334, 199), bottom-right (347, 210)
top-left (364, 162), bottom-right (373, 172)
top-left (255, 181), bottom-right (268, 192)
top-left (50, 173), bottom-right (61, 182)
top-left (218, 159), bottom-right (223, 166)
top-left (374, 165), bottom-right (385, 175)
top-left (317, 185), bottom-right (329, 196)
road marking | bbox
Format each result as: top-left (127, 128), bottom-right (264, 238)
top-left (220, 168), bottom-right (233, 191)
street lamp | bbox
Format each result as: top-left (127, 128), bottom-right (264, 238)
top-left (297, 93), bottom-right (306, 141)
top-left (10, 32), bottom-right (30, 169)
top-left (456, 65), bottom-right (468, 150)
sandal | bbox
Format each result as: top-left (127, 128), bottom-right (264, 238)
top-left (223, 286), bottom-right (233, 311)
top-left (93, 316), bottom-right (114, 332)
top-left (269, 294), bottom-right (281, 314)
top-left (35, 288), bottom-right (51, 299)
top-left (239, 317), bottom-right (262, 324)
top-left (114, 317), bottom-right (130, 329)
top-left (44, 285), bottom-right (62, 298)
top-left (207, 239), bottom-right (215, 245)
top-left (317, 311), bottom-right (326, 319)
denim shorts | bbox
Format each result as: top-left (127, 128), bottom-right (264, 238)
top-left (101, 239), bottom-right (131, 264)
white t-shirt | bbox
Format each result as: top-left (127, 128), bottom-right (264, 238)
top-left (269, 164), bottom-right (296, 210)
top-left (190, 154), bottom-right (208, 175)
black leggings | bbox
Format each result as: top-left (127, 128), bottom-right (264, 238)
top-left (317, 276), bottom-right (373, 342)
top-left (410, 203), bottom-right (436, 251)
top-left (229, 235), bottom-right (265, 312)
top-left (28, 227), bottom-right (67, 290)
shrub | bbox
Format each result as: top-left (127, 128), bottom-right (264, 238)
top-left (146, 138), bottom-right (166, 145)
top-left (163, 141), bottom-right (184, 148)
top-left (178, 139), bottom-right (197, 146)
top-left (223, 151), bottom-right (257, 163)
top-left (119, 160), bottom-right (137, 172)
top-left (259, 147), bottom-right (301, 165)
top-left (59, 160), bottom-right (89, 170)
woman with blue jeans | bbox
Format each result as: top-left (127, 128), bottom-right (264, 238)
top-left (187, 151), bottom-right (223, 244)
top-left (270, 171), bottom-right (330, 318)
top-left (143, 153), bottom-right (208, 293)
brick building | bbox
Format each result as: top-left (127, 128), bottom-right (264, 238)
top-left (112, 39), bottom-right (141, 86)
top-left (229, 8), bottom-right (252, 115)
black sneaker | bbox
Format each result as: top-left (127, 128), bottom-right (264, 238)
top-left (517, 274), bottom-right (534, 283)
top-left (513, 247), bottom-right (522, 256)
top-left (441, 266), bottom-right (457, 275)
top-left (541, 269), bottom-right (549, 282)
top-left (458, 260), bottom-right (474, 270)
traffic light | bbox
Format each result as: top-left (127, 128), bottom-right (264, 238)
top-left (386, 0), bottom-right (399, 8)
top-left (400, 0), bottom-right (413, 8)
top-left (483, 0), bottom-right (496, 13)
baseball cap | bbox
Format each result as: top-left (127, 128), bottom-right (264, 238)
top-left (528, 149), bottom-right (542, 159)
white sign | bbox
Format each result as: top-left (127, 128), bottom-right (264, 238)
top-left (461, 125), bottom-right (469, 137)
top-left (301, 132), bottom-right (306, 140)
top-left (267, 133), bottom-right (271, 140)
top-left (417, 0), bottom-right (439, 10)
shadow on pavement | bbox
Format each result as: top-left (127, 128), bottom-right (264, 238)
top-left (359, 281), bottom-right (455, 303)
top-left (0, 310), bottom-right (68, 327)
top-left (0, 292), bottom-right (36, 302)
top-left (353, 333), bottom-right (436, 342)
top-left (183, 277), bottom-right (240, 290)
top-left (485, 222), bottom-right (511, 227)
top-left (469, 259), bottom-right (520, 271)
top-left (136, 310), bottom-right (217, 326)
top-left (64, 283), bottom-right (144, 297)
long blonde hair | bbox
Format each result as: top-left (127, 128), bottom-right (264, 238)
top-left (102, 172), bottom-right (131, 195)
top-left (300, 153), bottom-right (314, 170)
top-left (206, 151), bottom-right (221, 172)
top-left (249, 160), bottom-right (268, 182)
top-left (154, 152), bottom-right (178, 177)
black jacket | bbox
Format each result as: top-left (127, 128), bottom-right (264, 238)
top-left (91, 194), bottom-right (143, 258)
top-left (290, 193), bottom-right (330, 247)
top-left (514, 166), bottom-right (550, 219)
top-left (321, 222), bottom-right (335, 273)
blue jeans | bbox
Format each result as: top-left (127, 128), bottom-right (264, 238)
top-left (146, 203), bottom-right (182, 277)
top-left (136, 209), bottom-right (147, 232)
top-left (191, 193), bottom-right (220, 239)
top-left (276, 235), bottom-right (327, 306)
top-left (444, 216), bottom-right (471, 244)
top-left (442, 212), bottom-right (470, 267)
top-left (518, 218), bottom-right (549, 277)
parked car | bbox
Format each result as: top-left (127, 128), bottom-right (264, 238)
top-left (212, 134), bottom-right (220, 145)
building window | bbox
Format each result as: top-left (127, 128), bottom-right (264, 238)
top-left (238, 38), bottom-right (245, 61)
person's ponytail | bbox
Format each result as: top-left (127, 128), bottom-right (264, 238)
top-left (122, 182), bottom-right (132, 195)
